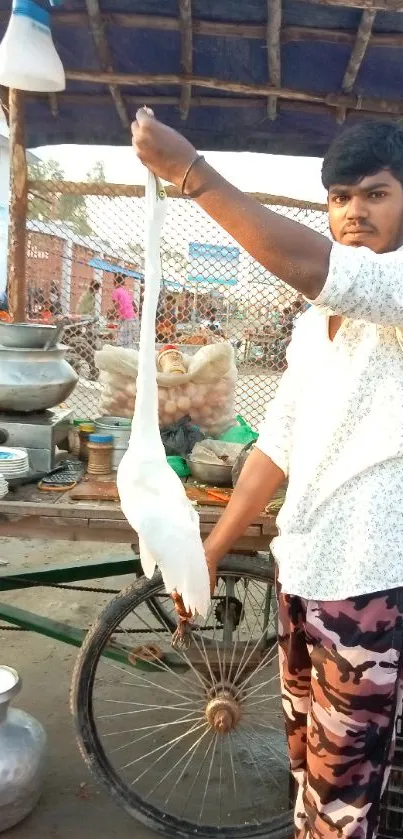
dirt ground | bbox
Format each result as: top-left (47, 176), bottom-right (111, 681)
top-left (0, 537), bottom-right (156, 839)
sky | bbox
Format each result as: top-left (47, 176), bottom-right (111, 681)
top-left (32, 143), bottom-right (328, 205)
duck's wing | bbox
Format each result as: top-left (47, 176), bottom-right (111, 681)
top-left (134, 495), bottom-right (210, 617)
top-left (138, 535), bottom-right (157, 579)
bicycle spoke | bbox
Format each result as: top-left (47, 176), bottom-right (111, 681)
top-left (149, 725), bottom-right (212, 801)
top-left (110, 712), bottom-right (204, 753)
top-left (125, 719), bottom-right (207, 775)
top-left (100, 658), bottom-right (201, 705)
top-left (178, 731), bottom-right (216, 819)
top-left (82, 567), bottom-right (291, 829)
top-left (198, 733), bottom-right (218, 823)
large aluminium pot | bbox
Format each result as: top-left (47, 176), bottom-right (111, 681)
top-left (0, 345), bottom-right (78, 412)
top-left (0, 666), bottom-right (46, 832)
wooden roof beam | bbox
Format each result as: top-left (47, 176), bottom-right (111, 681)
top-left (28, 178), bottom-right (327, 210)
top-left (302, 0), bottom-right (403, 9)
top-left (63, 70), bottom-right (403, 117)
top-left (282, 26), bottom-right (402, 47)
top-left (27, 90), bottom-right (403, 122)
top-left (342, 10), bottom-right (376, 93)
top-left (85, 0), bottom-right (130, 129)
top-left (178, 0), bottom-right (192, 120)
top-left (48, 93), bottom-right (59, 118)
top-left (2, 12), bottom-right (403, 41)
top-left (266, 0), bottom-right (282, 120)
top-left (337, 9), bottom-right (376, 123)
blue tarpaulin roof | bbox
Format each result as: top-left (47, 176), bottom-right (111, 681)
top-left (88, 257), bottom-right (143, 278)
top-left (1, 1), bottom-right (402, 156)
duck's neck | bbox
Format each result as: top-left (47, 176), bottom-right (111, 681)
top-left (130, 230), bottom-right (164, 452)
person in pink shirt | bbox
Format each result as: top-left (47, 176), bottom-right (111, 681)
top-left (111, 273), bottom-right (139, 348)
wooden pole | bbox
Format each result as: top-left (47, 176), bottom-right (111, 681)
top-left (28, 178), bottom-right (328, 211)
top-left (8, 89), bottom-right (28, 323)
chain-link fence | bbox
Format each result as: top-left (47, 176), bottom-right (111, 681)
top-left (24, 180), bottom-right (328, 430)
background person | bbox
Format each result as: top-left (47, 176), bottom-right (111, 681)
top-left (111, 273), bottom-right (139, 348)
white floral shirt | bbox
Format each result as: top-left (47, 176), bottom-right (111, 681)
top-left (257, 242), bottom-right (403, 600)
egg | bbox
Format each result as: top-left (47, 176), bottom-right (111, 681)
top-left (177, 395), bottom-right (191, 414)
top-left (214, 380), bottom-right (229, 396)
top-left (186, 383), bottom-right (197, 401)
top-left (165, 400), bottom-right (177, 415)
top-left (191, 386), bottom-right (205, 408)
top-left (200, 404), bottom-right (213, 419)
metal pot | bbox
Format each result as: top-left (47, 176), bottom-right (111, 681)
top-left (0, 345), bottom-right (78, 412)
top-left (0, 322), bottom-right (60, 349)
top-left (187, 456), bottom-right (234, 487)
top-left (232, 441), bottom-right (255, 486)
top-left (0, 666), bottom-right (47, 832)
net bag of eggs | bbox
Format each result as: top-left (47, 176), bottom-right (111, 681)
top-left (95, 342), bottom-right (237, 436)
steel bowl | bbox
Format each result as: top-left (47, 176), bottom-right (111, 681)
top-left (0, 322), bottom-right (58, 349)
top-left (186, 457), bottom-right (233, 487)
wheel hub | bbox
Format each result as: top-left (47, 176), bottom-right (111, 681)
top-left (205, 691), bottom-right (241, 734)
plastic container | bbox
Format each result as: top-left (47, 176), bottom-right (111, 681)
top-left (94, 417), bottom-right (131, 470)
top-left (0, 665), bottom-right (47, 832)
top-left (87, 434), bottom-right (114, 476)
top-left (78, 422), bottom-right (95, 462)
top-left (157, 345), bottom-right (186, 375)
top-left (68, 418), bottom-right (91, 457)
top-left (0, 0), bottom-right (65, 93)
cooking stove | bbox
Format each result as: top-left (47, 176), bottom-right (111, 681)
top-left (0, 408), bottom-right (73, 474)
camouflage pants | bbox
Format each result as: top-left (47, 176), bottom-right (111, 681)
top-left (277, 584), bottom-right (403, 838)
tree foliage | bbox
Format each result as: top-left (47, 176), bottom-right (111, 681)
top-left (28, 158), bottom-right (106, 237)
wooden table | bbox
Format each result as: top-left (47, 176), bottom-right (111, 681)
top-left (0, 482), bottom-right (277, 551)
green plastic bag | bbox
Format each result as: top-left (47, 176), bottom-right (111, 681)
top-left (218, 415), bottom-right (258, 446)
top-left (167, 456), bottom-right (191, 478)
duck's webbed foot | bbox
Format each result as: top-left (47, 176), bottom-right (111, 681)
top-left (171, 592), bottom-right (194, 651)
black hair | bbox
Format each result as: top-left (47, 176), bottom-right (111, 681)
top-left (322, 121), bottom-right (403, 190)
top-left (113, 273), bottom-right (125, 285)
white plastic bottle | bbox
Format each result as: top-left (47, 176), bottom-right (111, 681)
top-left (0, 0), bottom-right (65, 92)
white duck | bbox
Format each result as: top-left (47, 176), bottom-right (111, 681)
top-left (117, 162), bottom-right (210, 621)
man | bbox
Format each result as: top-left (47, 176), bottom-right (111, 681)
top-left (156, 291), bottom-right (177, 342)
top-left (0, 288), bottom-right (8, 313)
top-left (77, 279), bottom-right (100, 317)
top-left (134, 115), bottom-right (403, 838)
top-left (111, 273), bottom-right (139, 348)
top-left (49, 280), bottom-right (62, 316)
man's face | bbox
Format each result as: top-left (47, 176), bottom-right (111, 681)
top-left (328, 169), bottom-right (403, 254)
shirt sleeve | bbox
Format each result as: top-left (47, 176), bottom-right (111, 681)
top-left (310, 242), bottom-right (403, 326)
top-left (255, 320), bottom-right (304, 478)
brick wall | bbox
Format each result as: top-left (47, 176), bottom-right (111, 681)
top-left (25, 230), bottom-right (140, 317)
top-left (27, 232), bottom-right (64, 307)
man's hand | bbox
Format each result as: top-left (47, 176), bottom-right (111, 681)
top-left (205, 548), bottom-right (220, 595)
top-left (132, 109), bottom-right (198, 188)
top-left (131, 110), bottom-right (331, 299)
top-left (203, 449), bottom-right (286, 593)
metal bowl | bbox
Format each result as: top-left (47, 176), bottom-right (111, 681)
top-left (186, 457), bottom-right (233, 487)
top-left (0, 322), bottom-right (58, 349)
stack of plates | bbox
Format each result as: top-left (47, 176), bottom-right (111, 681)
top-left (0, 448), bottom-right (29, 479)
top-left (0, 473), bottom-right (8, 499)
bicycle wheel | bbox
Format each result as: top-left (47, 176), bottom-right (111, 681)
top-left (71, 554), bottom-right (292, 839)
